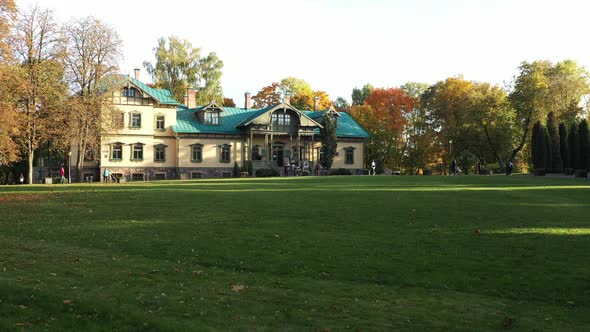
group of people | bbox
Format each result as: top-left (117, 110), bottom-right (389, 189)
top-left (284, 159), bottom-right (313, 176)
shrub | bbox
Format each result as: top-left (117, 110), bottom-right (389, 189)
top-left (574, 169), bottom-right (588, 178)
top-left (233, 162), bottom-right (240, 178)
top-left (247, 160), bottom-right (254, 176)
top-left (255, 168), bottom-right (279, 177)
top-left (565, 168), bottom-right (575, 175)
top-left (533, 169), bottom-right (546, 176)
top-left (329, 168), bottom-right (352, 175)
top-left (479, 169), bottom-right (491, 175)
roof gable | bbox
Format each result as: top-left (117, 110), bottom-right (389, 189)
top-left (127, 76), bottom-right (182, 106)
top-left (237, 103), bottom-right (322, 128)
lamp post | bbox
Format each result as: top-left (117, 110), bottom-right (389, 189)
top-left (68, 151), bottom-right (72, 184)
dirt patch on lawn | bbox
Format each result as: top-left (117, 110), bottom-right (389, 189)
top-left (0, 193), bottom-right (43, 204)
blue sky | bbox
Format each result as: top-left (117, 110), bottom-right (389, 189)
top-left (16, 0), bottom-right (590, 105)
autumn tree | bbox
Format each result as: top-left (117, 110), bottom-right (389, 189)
top-left (223, 98), bottom-right (236, 107)
top-left (401, 82), bottom-right (435, 173)
top-left (252, 82), bottom-right (281, 108)
top-left (349, 88), bottom-right (414, 170)
top-left (0, 0), bottom-right (15, 60)
top-left (62, 16), bottom-right (123, 182)
top-left (9, 6), bottom-right (67, 184)
top-left (546, 60), bottom-right (589, 124)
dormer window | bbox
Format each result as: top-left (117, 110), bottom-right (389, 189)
top-left (205, 111), bottom-right (219, 125)
top-left (122, 87), bottom-right (136, 97)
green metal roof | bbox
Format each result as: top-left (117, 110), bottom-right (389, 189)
top-left (174, 107), bottom-right (252, 134)
top-left (173, 106), bottom-right (369, 138)
top-left (128, 77), bottom-right (182, 106)
top-left (301, 111), bottom-right (369, 138)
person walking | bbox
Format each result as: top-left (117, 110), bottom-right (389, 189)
top-left (19, 173), bottom-right (24, 184)
top-left (371, 160), bottom-right (376, 175)
top-left (60, 166), bottom-right (65, 183)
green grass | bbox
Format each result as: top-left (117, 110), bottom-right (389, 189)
top-left (1, 175), bottom-right (590, 331)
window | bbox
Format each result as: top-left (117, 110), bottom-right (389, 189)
top-left (251, 145), bottom-right (261, 160)
top-left (154, 145), bottom-right (166, 162)
top-left (191, 144), bottom-right (203, 162)
top-left (132, 173), bottom-right (144, 181)
top-left (156, 115), bottom-right (165, 130)
top-left (220, 144), bottom-right (231, 163)
top-left (345, 147), bottom-right (355, 164)
top-left (319, 147), bottom-right (325, 164)
top-left (154, 173), bottom-right (166, 180)
top-left (122, 87), bottom-right (136, 97)
top-left (111, 144), bottom-right (122, 160)
top-left (191, 172), bottom-right (203, 179)
top-left (132, 144), bottom-right (143, 161)
top-left (131, 113), bottom-right (141, 128)
top-left (205, 111), bottom-right (219, 125)
top-left (271, 112), bottom-right (291, 130)
top-left (113, 112), bottom-right (125, 129)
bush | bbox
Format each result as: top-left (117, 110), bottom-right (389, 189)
top-left (255, 168), bottom-right (279, 177)
top-left (533, 169), bottom-right (546, 176)
top-left (479, 169), bottom-right (491, 175)
top-left (328, 168), bottom-right (352, 175)
top-left (233, 162), bottom-right (240, 178)
top-left (247, 160), bottom-right (254, 176)
top-left (565, 168), bottom-right (575, 175)
top-left (574, 169), bottom-right (588, 178)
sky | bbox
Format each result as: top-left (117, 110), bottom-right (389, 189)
top-left (15, 0), bottom-right (590, 106)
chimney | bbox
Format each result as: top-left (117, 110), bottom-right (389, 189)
top-left (133, 68), bottom-right (140, 81)
top-left (245, 92), bottom-right (252, 109)
top-left (314, 96), bottom-right (319, 111)
top-left (284, 93), bottom-right (291, 105)
top-left (185, 87), bottom-right (197, 109)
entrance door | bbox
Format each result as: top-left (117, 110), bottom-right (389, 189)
top-left (272, 144), bottom-right (284, 166)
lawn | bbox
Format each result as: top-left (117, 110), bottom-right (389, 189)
top-left (1, 175), bottom-right (590, 331)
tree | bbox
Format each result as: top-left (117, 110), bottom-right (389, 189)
top-left (0, 0), bottom-right (15, 60)
top-left (313, 90), bottom-right (332, 110)
top-left (546, 112), bottom-right (562, 172)
top-left (579, 119), bottom-right (590, 170)
top-left (10, 6), bottom-right (67, 184)
top-left (569, 121), bottom-right (581, 169)
top-left (559, 123), bottom-right (570, 170)
top-left (62, 16), bottom-right (123, 182)
top-left (143, 36), bottom-right (200, 103)
top-left (509, 61), bottom-right (551, 162)
top-left (280, 77), bottom-right (316, 110)
top-left (0, 69), bottom-right (20, 166)
top-left (531, 121), bottom-right (549, 170)
top-left (351, 84), bottom-right (374, 106)
top-left (223, 98), bottom-right (236, 107)
top-left (333, 97), bottom-right (350, 113)
top-left (320, 112), bottom-right (337, 169)
top-left (546, 60), bottom-right (589, 124)
top-left (195, 52), bottom-right (223, 105)
top-left (252, 82), bottom-right (281, 108)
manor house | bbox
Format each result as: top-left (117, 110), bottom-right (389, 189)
top-left (83, 72), bottom-right (368, 181)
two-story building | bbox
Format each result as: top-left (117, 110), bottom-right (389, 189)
top-left (97, 73), bottom-right (369, 181)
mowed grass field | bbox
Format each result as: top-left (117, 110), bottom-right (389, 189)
top-left (1, 175), bottom-right (590, 331)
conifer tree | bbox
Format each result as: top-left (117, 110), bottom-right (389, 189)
top-left (320, 112), bottom-right (338, 170)
top-left (546, 112), bottom-right (562, 172)
top-left (570, 122), bottom-right (581, 169)
top-left (579, 119), bottom-right (590, 170)
top-left (559, 123), bottom-right (570, 170)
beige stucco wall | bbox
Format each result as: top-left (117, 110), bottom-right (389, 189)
top-left (178, 137), bottom-right (245, 168)
top-left (100, 101), bottom-right (178, 169)
top-left (332, 141), bottom-right (365, 169)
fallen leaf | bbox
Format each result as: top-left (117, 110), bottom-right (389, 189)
top-left (231, 284), bottom-right (245, 292)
